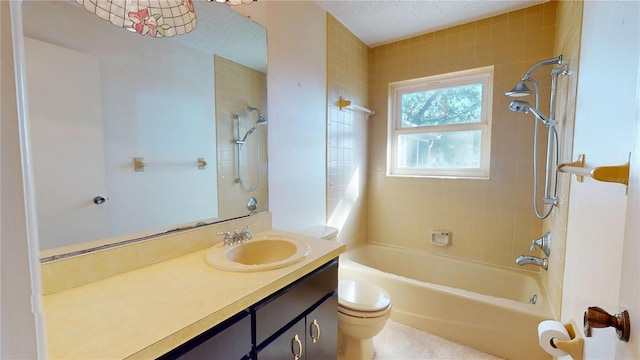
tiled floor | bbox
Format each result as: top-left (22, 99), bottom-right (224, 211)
top-left (373, 319), bottom-right (504, 360)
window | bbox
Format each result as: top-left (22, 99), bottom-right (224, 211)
top-left (387, 66), bottom-right (493, 179)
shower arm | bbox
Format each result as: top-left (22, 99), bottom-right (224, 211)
top-left (521, 55), bottom-right (563, 81)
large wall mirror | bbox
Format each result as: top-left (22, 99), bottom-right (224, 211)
top-left (17, 0), bottom-right (268, 258)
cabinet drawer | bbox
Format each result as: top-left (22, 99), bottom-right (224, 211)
top-left (253, 260), bottom-right (338, 346)
top-left (158, 311), bottom-right (251, 360)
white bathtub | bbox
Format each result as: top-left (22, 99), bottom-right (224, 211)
top-left (339, 243), bottom-right (553, 360)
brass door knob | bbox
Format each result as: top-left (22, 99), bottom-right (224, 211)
top-left (584, 306), bottom-right (630, 342)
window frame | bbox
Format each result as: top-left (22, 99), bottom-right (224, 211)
top-left (387, 66), bottom-right (494, 179)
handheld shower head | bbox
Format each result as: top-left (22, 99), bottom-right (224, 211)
top-left (242, 127), bottom-right (257, 141)
top-left (508, 99), bottom-right (531, 113)
top-left (508, 100), bottom-right (554, 127)
top-left (235, 127), bottom-right (257, 144)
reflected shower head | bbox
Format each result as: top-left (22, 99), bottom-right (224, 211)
top-left (508, 100), bottom-right (553, 127)
top-left (239, 127), bottom-right (257, 143)
top-left (248, 106), bottom-right (268, 125)
top-left (505, 81), bottom-right (533, 97)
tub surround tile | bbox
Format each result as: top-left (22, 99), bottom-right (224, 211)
top-left (368, 2), bottom-right (557, 270)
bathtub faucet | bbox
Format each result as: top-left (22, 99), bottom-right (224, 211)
top-left (515, 254), bottom-right (548, 270)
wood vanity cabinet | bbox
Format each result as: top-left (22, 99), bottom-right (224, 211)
top-left (157, 259), bottom-right (338, 360)
top-left (157, 310), bottom-right (252, 360)
top-left (253, 293), bottom-right (338, 360)
top-left (253, 259), bottom-right (338, 359)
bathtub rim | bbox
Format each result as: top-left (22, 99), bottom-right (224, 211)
top-left (338, 242), bottom-right (555, 319)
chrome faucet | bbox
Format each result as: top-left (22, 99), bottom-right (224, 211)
top-left (530, 231), bottom-right (551, 256)
top-left (217, 231), bottom-right (234, 246)
top-left (217, 225), bottom-right (254, 246)
top-left (233, 226), bottom-right (254, 243)
top-left (515, 254), bottom-right (548, 270)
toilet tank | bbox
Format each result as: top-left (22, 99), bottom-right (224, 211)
top-left (299, 225), bottom-right (338, 241)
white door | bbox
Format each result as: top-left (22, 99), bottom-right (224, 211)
top-left (561, 1), bottom-right (639, 359)
top-left (616, 123), bottom-right (639, 358)
top-left (24, 37), bottom-right (109, 250)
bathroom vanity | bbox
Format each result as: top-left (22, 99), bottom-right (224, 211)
top-left (40, 224), bottom-right (345, 359)
top-left (159, 260), bottom-right (338, 359)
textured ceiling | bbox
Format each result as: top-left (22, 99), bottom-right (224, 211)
top-left (316, 0), bottom-right (547, 47)
top-left (173, 1), bottom-right (267, 72)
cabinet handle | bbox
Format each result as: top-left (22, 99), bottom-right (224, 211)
top-left (292, 334), bottom-right (303, 360)
top-left (310, 319), bottom-right (321, 343)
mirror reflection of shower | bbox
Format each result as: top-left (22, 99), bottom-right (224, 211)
top-left (505, 55), bottom-right (568, 219)
top-left (234, 106), bottom-right (267, 192)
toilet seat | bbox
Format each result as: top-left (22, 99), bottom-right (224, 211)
top-left (338, 303), bottom-right (391, 318)
top-left (338, 280), bottom-right (391, 318)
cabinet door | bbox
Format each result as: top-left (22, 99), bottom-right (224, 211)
top-left (253, 261), bottom-right (338, 346)
top-left (255, 317), bottom-right (306, 360)
top-left (305, 295), bottom-right (338, 360)
top-left (159, 312), bottom-right (251, 360)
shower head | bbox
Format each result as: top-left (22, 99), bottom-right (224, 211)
top-left (236, 127), bottom-right (258, 144)
top-left (508, 100), bottom-right (553, 127)
top-left (242, 127), bottom-right (257, 141)
top-left (505, 81), bottom-right (533, 97)
top-left (248, 106), bottom-right (268, 125)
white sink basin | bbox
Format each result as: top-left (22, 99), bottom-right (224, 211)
top-left (205, 234), bottom-right (311, 272)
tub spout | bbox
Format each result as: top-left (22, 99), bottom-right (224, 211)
top-left (515, 254), bottom-right (548, 270)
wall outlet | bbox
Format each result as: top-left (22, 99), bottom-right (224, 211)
top-left (430, 230), bottom-right (450, 246)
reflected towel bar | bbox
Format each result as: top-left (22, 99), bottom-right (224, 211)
top-left (133, 157), bottom-right (207, 172)
top-left (557, 153), bottom-right (630, 187)
top-left (337, 96), bottom-right (375, 116)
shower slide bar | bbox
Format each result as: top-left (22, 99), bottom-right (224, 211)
top-left (337, 96), bottom-right (375, 116)
top-left (558, 153), bottom-right (630, 187)
top-left (133, 157), bottom-right (207, 172)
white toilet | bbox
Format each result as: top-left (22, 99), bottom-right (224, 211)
top-left (300, 226), bottom-right (392, 360)
top-left (337, 279), bottom-right (391, 360)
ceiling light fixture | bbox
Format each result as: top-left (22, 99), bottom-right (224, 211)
top-left (210, 0), bottom-right (257, 5)
top-left (75, 0), bottom-right (197, 38)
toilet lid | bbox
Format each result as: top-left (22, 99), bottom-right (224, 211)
top-left (338, 280), bottom-right (391, 312)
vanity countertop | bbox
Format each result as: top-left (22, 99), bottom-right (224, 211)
top-left (42, 229), bottom-right (346, 359)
